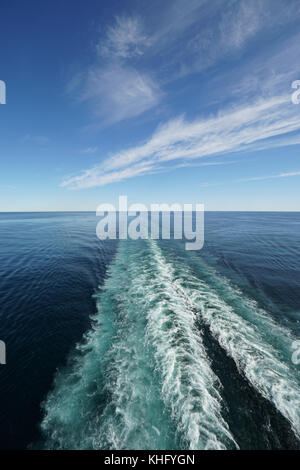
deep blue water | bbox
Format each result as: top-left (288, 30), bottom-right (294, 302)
top-left (0, 212), bottom-right (299, 449)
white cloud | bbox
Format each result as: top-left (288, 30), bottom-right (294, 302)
top-left (81, 146), bottom-right (98, 154)
top-left (82, 65), bottom-right (162, 125)
top-left (63, 0), bottom-right (300, 186)
top-left (220, 1), bottom-right (263, 50)
top-left (240, 171), bottom-right (300, 182)
top-left (61, 94), bottom-right (300, 189)
top-left (68, 1), bottom-right (300, 129)
top-left (162, 0), bottom-right (300, 80)
top-left (66, 14), bottom-right (162, 126)
top-left (22, 134), bottom-right (49, 144)
top-left (195, 170), bottom-right (300, 188)
top-left (151, 0), bottom-right (262, 78)
top-left (98, 15), bottom-right (150, 59)
top-left (62, 161), bottom-right (161, 188)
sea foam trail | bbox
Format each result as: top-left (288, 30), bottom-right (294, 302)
top-left (40, 239), bottom-right (236, 450)
top-left (141, 241), bottom-right (237, 449)
top-left (156, 241), bottom-right (300, 440)
top-left (40, 241), bottom-right (173, 449)
top-left (40, 238), bottom-right (300, 449)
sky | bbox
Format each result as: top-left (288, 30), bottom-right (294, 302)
top-left (0, 0), bottom-right (300, 211)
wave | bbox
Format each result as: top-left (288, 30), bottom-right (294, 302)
top-left (39, 239), bottom-right (300, 449)
top-left (40, 239), bottom-right (236, 450)
top-left (154, 241), bottom-right (300, 440)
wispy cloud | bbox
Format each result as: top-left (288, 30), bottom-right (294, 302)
top-left (67, 14), bottom-right (162, 126)
top-left (61, 94), bottom-right (300, 189)
top-left (81, 146), bottom-right (98, 154)
top-left (82, 64), bottom-right (162, 125)
top-left (22, 134), bottom-right (49, 144)
top-left (67, 1), bottom-right (300, 127)
top-left (240, 171), bottom-right (300, 182)
top-left (152, 0), bottom-right (267, 79)
top-left (194, 170), bottom-right (300, 188)
top-left (156, 0), bottom-right (300, 80)
top-left (62, 1), bottom-right (300, 190)
top-left (98, 15), bottom-right (150, 59)
top-left (220, 1), bottom-right (263, 50)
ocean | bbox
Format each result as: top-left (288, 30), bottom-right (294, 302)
top-left (0, 211), bottom-right (299, 450)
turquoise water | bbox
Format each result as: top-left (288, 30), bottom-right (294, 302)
top-left (0, 212), bottom-right (300, 449)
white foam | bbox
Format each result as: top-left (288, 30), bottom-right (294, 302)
top-left (41, 238), bottom-right (300, 450)
top-left (144, 240), bottom-right (238, 449)
top-left (157, 241), bottom-right (300, 439)
top-left (41, 239), bottom-right (237, 450)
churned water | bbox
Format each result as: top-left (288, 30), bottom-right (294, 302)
top-left (0, 212), bottom-right (299, 449)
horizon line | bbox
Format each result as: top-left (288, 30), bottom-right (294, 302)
top-left (0, 210), bottom-right (300, 214)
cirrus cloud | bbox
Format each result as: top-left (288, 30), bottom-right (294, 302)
top-left (61, 94), bottom-right (300, 189)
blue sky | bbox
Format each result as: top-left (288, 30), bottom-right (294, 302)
top-left (0, 0), bottom-right (300, 211)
